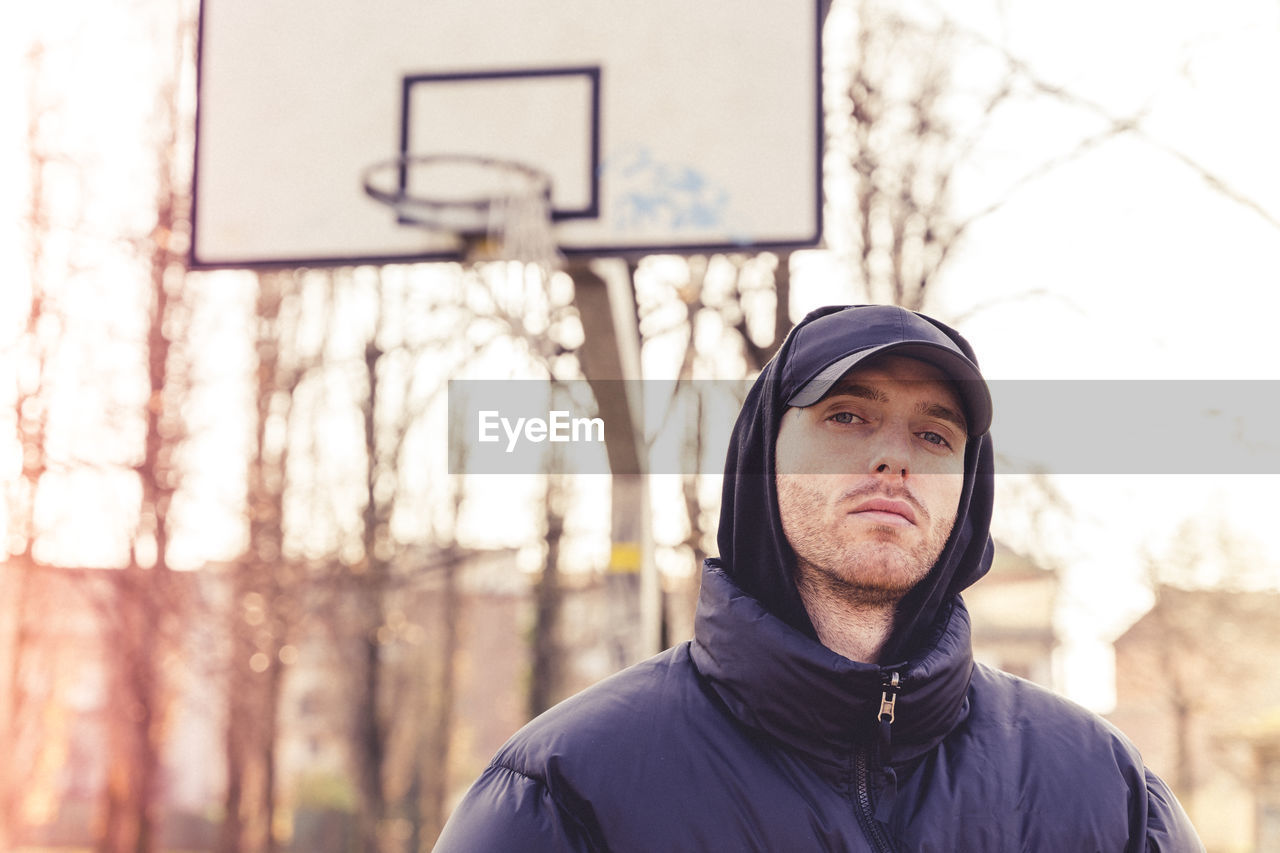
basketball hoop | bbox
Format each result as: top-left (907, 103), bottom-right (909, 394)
top-left (362, 153), bottom-right (562, 270)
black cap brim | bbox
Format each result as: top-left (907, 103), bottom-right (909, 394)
top-left (786, 341), bottom-right (993, 436)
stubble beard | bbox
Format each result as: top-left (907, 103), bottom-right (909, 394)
top-left (777, 476), bottom-right (957, 607)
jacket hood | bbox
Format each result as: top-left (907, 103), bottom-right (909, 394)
top-left (712, 304), bottom-right (995, 665)
top-left (691, 564), bottom-right (974, 773)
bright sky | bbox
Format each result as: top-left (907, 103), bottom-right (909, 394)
top-left (4, 0), bottom-right (1280, 712)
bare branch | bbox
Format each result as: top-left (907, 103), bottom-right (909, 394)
top-left (948, 18), bottom-right (1280, 233)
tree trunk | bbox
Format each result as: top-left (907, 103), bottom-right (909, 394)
top-left (0, 558), bottom-right (32, 851)
top-left (219, 271), bottom-right (303, 853)
top-left (354, 622), bottom-right (387, 853)
top-left (529, 478), bottom-right (565, 717)
top-left (95, 7), bottom-right (193, 847)
top-left (98, 571), bottom-right (166, 853)
top-left (353, 292), bottom-right (392, 852)
top-left (418, 548), bottom-right (462, 849)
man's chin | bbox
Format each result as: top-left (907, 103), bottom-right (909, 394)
top-left (832, 545), bottom-right (936, 596)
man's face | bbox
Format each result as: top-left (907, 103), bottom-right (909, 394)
top-left (775, 355), bottom-right (967, 605)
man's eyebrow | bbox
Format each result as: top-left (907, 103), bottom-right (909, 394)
top-left (824, 378), bottom-right (967, 433)
top-left (917, 401), bottom-right (967, 434)
top-left (823, 380), bottom-right (887, 403)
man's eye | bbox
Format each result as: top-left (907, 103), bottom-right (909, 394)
top-left (830, 412), bottom-right (860, 424)
top-left (918, 431), bottom-right (950, 448)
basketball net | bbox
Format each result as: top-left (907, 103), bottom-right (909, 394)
top-left (471, 176), bottom-right (563, 276)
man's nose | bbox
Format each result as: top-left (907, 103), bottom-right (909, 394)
top-left (869, 428), bottom-right (911, 477)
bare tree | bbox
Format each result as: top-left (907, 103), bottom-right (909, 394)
top-left (528, 466), bottom-right (568, 718)
top-left (4, 16), bottom-right (197, 850)
top-left (349, 270), bottom-right (397, 853)
top-left (334, 266), bottom-right (482, 853)
top-left (828, 1), bottom-right (1026, 310)
top-left (219, 270), bottom-right (318, 853)
top-left (94, 4), bottom-right (197, 850)
top-left (296, 259), bottom-right (591, 849)
top-left (831, 0), bottom-right (1280, 317)
top-left (0, 41), bottom-right (65, 853)
top-left (413, 482), bottom-right (465, 848)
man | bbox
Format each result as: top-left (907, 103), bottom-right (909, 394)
top-left (435, 304), bottom-right (1202, 851)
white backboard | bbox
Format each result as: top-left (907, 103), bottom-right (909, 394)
top-left (192, 0), bottom-right (824, 268)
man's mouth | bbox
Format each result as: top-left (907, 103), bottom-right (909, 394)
top-left (850, 497), bottom-right (918, 525)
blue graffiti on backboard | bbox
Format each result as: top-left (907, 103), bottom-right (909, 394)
top-left (605, 147), bottom-right (730, 233)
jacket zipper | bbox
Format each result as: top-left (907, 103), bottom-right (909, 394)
top-left (852, 671), bottom-right (900, 853)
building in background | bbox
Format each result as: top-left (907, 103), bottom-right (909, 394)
top-left (965, 542), bottom-right (1060, 689)
top-left (1109, 587), bottom-right (1280, 853)
top-left (1246, 712), bottom-right (1280, 853)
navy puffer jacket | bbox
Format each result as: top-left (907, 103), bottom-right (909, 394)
top-left (434, 565), bottom-right (1199, 851)
top-left (434, 306), bottom-right (1202, 851)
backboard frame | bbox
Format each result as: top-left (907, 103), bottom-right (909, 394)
top-left (189, 0), bottom-right (826, 270)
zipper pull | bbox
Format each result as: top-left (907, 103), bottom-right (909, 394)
top-left (878, 671), bottom-right (900, 743)
top-left (875, 670), bottom-right (902, 824)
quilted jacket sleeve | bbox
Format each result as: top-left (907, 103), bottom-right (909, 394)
top-left (1141, 768), bottom-right (1205, 853)
top-left (432, 762), bottom-right (599, 853)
